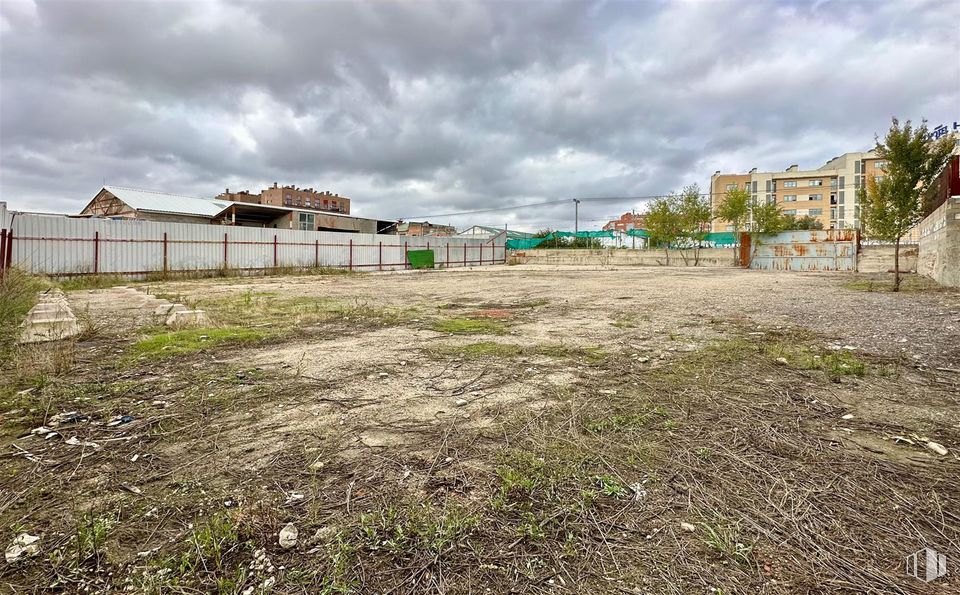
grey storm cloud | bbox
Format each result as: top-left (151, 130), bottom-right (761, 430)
top-left (1, 0), bottom-right (958, 229)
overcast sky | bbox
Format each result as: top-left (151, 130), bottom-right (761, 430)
top-left (1, 0), bottom-right (958, 231)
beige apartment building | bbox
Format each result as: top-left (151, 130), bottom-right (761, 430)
top-left (217, 183), bottom-right (350, 214)
top-left (710, 151), bottom-right (886, 232)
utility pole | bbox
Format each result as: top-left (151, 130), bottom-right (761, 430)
top-left (573, 199), bottom-right (581, 235)
top-left (631, 208), bottom-right (636, 250)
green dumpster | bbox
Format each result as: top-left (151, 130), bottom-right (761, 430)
top-left (406, 249), bottom-right (435, 270)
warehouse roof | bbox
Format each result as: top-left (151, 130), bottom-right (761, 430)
top-left (101, 186), bottom-right (234, 217)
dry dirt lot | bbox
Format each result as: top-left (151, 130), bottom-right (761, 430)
top-left (2, 265), bottom-right (959, 594)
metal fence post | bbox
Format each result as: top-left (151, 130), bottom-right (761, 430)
top-left (0, 229), bottom-right (6, 279)
top-left (404, 241), bottom-right (408, 269)
top-left (315, 239), bottom-right (319, 268)
top-left (446, 243), bottom-right (450, 268)
top-left (93, 230), bottom-right (100, 274)
top-left (349, 239), bottom-right (353, 271)
top-left (480, 243), bottom-right (483, 265)
top-left (273, 235), bottom-right (278, 268)
top-left (379, 241), bottom-right (383, 271)
top-left (5, 229), bottom-right (13, 271)
top-left (463, 243), bottom-right (467, 267)
top-left (162, 232), bottom-right (168, 275)
top-left (223, 232), bottom-right (228, 269)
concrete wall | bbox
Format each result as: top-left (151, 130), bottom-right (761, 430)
top-left (510, 248), bottom-right (735, 267)
top-left (917, 195), bottom-right (960, 287)
top-left (858, 244), bottom-right (919, 274)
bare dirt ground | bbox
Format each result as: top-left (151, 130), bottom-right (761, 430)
top-left (2, 265), bottom-right (959, 594)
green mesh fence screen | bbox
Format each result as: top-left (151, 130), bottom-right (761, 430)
top-left (506, 230), bottom-right (616, 250)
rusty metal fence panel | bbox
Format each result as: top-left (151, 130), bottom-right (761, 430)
top-left (5, 212), bottom-right (506, 277)
top-left (749, 229), bottom-right (858, 271)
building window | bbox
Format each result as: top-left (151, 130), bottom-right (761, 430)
top-left (808, 194), bottom-right (821, 201)
top-left (830, 207), bottom-right (837, 219)
top-left (783, 181), bottom-right (797, 188)
top-left (285, 194), bottom-right (292, 200)
top-left (839, 206), bottom-right (845, 219)
top-left (725, 225), bottom-right (734, 232)
top-left (830, 193), bottom-right (837, 204)
top-left (784, 195), bottom-right (797, 202)
top-left (725, 183), bottom-right (737, 191)
top-left (297, 212), bottom-right (315, 231)
top-left (766, 193), bottom-right (773, 204)
top-left (809, 179), bottom-right (822, 186)
top-left (874, 175), bottom-right (884, 182)
top-left (874, 161), bottom-right (886, 169)
top-left (809, 208), bottom-right (823, 216)
top-left (284, 198), bottom-right (291, 206)
top-left (783, 209), bottom-right (797, 215)
top-left (830, 179), bottom-right (838, 189)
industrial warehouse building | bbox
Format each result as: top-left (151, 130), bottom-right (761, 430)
top-left (79, 186), bottom-right (394, 234)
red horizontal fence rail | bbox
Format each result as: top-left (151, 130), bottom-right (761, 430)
top-left (8, 231), bottom-right (505, 277)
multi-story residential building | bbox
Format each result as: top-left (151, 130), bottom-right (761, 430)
top-left (602, 211), bottom-right (647, 232)
top-left (217, 183), bottom-right (350, 215)
top-left (710, 151), bottom-right (885, 232)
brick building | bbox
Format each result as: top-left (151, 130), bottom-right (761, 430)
top-left (396, 221), bottom-right (457, 236)
top-left (217, 183), bottom-right (350, 214)
top-left (602, 211), bottom-right (646, 232)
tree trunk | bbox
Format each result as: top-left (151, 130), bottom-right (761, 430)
top-left (893, 237), bottom-right (901, 292)
top-left (664, 246), bottom-right (670, 266)
top-left (732, 229), bottom-right (739, 266)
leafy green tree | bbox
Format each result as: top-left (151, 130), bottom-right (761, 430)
top-left (533, 228), bottom-right (565, 249)
top-left (715, 188), bottom-right (751, 264)
top-left (645, 194), bottom-right (684, 265)
top-left (859, 118), bottom-right (956, 291)
top-left (750, 198), bottom-right (787, 235)
top-left (677, 183), bottom-right (712, 265)
top-left (782, 214), bottom-right (823, 230)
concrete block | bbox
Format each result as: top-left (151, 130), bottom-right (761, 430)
top-left (19, 289), bottom-right (81, 344)
top-left (165, 309), bottom-right (209, 328)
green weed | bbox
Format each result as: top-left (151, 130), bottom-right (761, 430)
top-left (791, 349), bottom-right (866, 378)
top-left (357, 504), bottom-right (479, 557)
top-left (0, 269), bottom-right (48, 359)
top-left (434, 341), bottom-right (522, 358)
top-left (132, 327), bottom-right (266, 358)
top-left (73, 511), bottom-right (116, 567)
top-left (432, 318), bottom-right (506, 335)
top-left (58, 274), bottom-right (127, 291)
top-left (698, 520), bottom-right (754, 564)
top-left (175, 513), bottom-right (241, 574)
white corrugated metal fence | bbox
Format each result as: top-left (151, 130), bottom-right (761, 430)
top-left (2, 212), bottom-right (506, 277)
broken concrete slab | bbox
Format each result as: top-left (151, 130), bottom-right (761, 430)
top-left (165, 309), bottom-right (209, 328)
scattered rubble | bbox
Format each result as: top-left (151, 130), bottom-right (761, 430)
top-left (278, 523), bottom-right (298, 549)
top-left (5, 533), bottom-right (40, 563)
